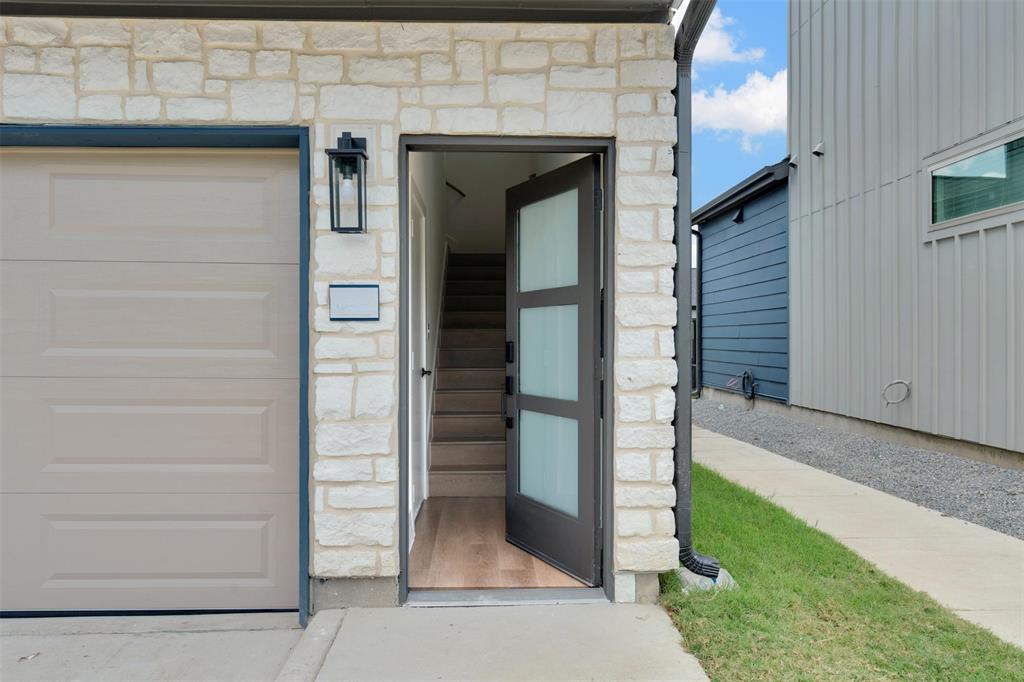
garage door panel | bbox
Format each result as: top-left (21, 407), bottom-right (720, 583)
top-left (1, 261), bottom-right (298, 378)
top-left (1, 145), bottom-right (302, 614)
top-left (1, 493), bottom-right (298, 611)
top-left (0, 149), bottom-right (299, 264)
top-left (2, 378), bottom-right (298, 494)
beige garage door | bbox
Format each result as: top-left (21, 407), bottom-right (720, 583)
top-left (0, 148), bottom-right (300, 612)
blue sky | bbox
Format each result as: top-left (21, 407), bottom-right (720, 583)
top-left (682, 0), bottom-right (788, 209)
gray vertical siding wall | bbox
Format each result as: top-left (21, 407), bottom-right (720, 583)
top-left (788, 0), bottom-right (1024, 452)
top-left (700, 183), bottom-right (789, 402)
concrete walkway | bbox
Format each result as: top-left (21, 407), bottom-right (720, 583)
top-left (694, 426), bottom-right (1024, 648)
top-left (1, 605), bottom-right (706, 681)
top-left (1, 613), bottom-right (302, 682)
top-left (315, 604), bottom-right (708, 681)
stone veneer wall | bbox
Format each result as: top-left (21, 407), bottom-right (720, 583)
top-left (1, 15), bottom-right (682, 602)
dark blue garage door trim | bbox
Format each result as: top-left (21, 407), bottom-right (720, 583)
top-left (0, 124), bottom-right (312, 624)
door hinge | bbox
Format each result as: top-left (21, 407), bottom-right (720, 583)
top-left (594, 187), bottom-right (603, 212)
top-left (505, 341), bottom-right (515, 364)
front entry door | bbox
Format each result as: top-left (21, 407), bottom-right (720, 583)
top-left (504, 156), bottom-right (601, 586)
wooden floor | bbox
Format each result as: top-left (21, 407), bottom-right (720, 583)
top-left (408, 497), bottom-right (587, 590)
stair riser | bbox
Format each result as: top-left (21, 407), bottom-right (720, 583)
top-left (446, 280), bottom-right (505, 295)
top-left (433, 415), bottom-right (505, 439)
top-left (443, 311), bottom-right (504, 329)
top-left (447, 266), bottom-right (506, 281)
top-left (438, 348), bottom-right (503, 369)
top-left (444, 295), bottom-right (505, 312)
top-left (436, 369), bottom-right (504, 390)
top-left (448, 253), bottom-right (506, 266)
top-left (429, 471), bottom-right (505, 497)
top-left (434, 391), bottom-right (502, 413)
top-left (430, 441), bottom-right (505, 467)
top-left (441, 329), bottom-right (505, 349)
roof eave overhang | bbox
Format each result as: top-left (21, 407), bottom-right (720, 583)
top-left (692, 157), bottom-right (790, 225)
top-left (1, 0), bottom-right (674, 23)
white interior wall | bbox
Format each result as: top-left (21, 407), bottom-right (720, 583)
top-left (443, 152), bottom-right (587, 254)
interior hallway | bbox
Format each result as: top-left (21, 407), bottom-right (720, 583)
top-left (408, 497), bottom-right (586, 589)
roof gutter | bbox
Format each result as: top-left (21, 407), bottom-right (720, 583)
top-left (673, 0), bottom-right (720, 580)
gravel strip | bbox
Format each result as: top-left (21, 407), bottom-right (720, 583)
top-left (692, 398), bottom-right (1024, 540)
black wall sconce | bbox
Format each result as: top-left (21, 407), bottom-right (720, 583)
top-left (326, 132), bottom-right (368, 233)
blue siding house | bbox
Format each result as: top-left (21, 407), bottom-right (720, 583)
top-left (693, 159), bottom-right (790, 403)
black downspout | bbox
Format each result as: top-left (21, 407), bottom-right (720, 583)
top-left (674, 0), bottom-right (720, 580)
top-left (691, 227), bottom-right (703, 399)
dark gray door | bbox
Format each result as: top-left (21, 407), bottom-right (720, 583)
top-left (504, 156), bottom-right (601, 586)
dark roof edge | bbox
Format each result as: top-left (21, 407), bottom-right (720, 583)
top-left (1, 1), bottom-right (671, 23)
top-left (692, 156), bottom-right (790, 225)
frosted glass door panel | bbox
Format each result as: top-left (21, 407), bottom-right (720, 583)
top-left (518, 189), bottom-right (578, 292)
top-left (520, 304), bottom-right (577, 401)
top-left (519, 410), bottom-right (578, 517)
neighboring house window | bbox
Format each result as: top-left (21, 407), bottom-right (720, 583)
top-left (931, 135), bottom-right (1024, 223)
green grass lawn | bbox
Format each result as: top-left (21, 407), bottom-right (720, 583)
top-left (661, 464), bottom-right (1024, 681)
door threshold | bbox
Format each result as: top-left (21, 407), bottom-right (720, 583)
top-left (405, 587), bottom-right (607, 607)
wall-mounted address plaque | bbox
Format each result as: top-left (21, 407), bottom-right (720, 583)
top-left (329, 284), bottom-right (380, 321)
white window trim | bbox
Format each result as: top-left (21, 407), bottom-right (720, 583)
top-left (924, 116), bottom-right (1024, 241)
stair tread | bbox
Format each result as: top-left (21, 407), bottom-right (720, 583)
top-left (431, 464), bottom-right (506, 473)
top-left (431, 436), bottom-right (506, 444)
top-left (436, 388), bottom-right (503, 393)
top-left (437, 367), bottom-right (503, 372)
top-left (429, 259), bottom-right (509, 474)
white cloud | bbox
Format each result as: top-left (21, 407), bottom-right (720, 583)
top-left (693, 8), bottom-right (765, 64)
top-left (692, 69), bottom-right (787, 152)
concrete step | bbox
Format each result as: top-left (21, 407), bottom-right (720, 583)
top-left (446, 279), bottom-right (505, 295)
top-left (438, 348), bottom-right (503, 369)
top-left (441, 329), bottom-right (505, 349)
top-left (434, 389), bottom-right (502, 413)
top-left (436, 368), bottom-right (504, 390)
top-left (433, 413), bottom-right (504, 440)
top-left (429, 465), bottom-right (505, 497)
top-left (447, 265), bottom-right (505, 281)
top-left (444, 295), bottom-right (505, 312)
top-left (448, 253), bottom-right (506, 266)
top-left (430, 438), bottom-right (505, 467)
top-left (443, 311), bottom-right (504, 329)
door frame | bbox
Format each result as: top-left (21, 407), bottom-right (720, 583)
top-left (0, 124), bottom-right (312, 624)
top-left (397, 136), bottom-right (616, 604)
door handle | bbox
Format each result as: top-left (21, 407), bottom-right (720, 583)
top-left (420, 368), bottom-right (432, 377)
top-left (501, 393), bottom-right (514, 429)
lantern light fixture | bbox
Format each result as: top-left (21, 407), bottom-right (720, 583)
top-left (326, 132), bottom-right (368, 233)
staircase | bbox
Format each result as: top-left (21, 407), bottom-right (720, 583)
top-left (429, 253), bottom-right (506, 497)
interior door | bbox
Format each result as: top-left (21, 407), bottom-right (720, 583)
top-left (409, 199), bottom-right (428, 536)
top-left (504, 155), bottom-right (601, 586)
